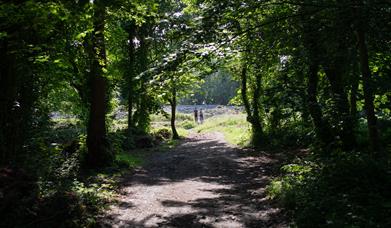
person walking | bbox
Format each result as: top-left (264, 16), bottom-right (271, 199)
top-left (194, 108), bottom-right (198, 123)
top-left (199, 108), bottom-right (204, 124)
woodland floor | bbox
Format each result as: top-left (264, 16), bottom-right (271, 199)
top-left (100, 132), bottom-right (288, 228)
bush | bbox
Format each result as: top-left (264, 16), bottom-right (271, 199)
top-left (178, 120), bottom-right (196, 129)
top-left (154, 128), bottom-right (172, 140)
top-left (134, 135), bottom-right (155, 148)
top-left (267, 153), bottom-right (391, 227)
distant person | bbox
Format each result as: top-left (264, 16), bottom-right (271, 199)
top-left (199, 109), bottom-right (204, 124)
top-left (194, 108), bottom-right (198, 123)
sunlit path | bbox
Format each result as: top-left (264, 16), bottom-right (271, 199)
top-left (100, 133), bottom-right (287, 228)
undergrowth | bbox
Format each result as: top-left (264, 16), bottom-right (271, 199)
top-left (266, 152), bottom-right (391, 227)
top-left (1, 116), bottom-right (177, 228)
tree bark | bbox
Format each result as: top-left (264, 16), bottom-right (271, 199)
top-left (85, 1), bottom-right (112, 168)
top-left (251, 73), bottom-right (264, 147)
top-left (240, 63), bottom-right (264, 147)
top-left (0, 36), bottom-right (24, 165)
top-left (135, 25), bottom-right (150, 132)
top-left (324, 67), bottom-right (356, 150)
top-left (307, 62), bottom-right (334, 149)
top-left (350, 54), bottom-right (359, 128)
top-left (0, 38), bottom-right (13, 164)
top-left (241, 66), bottom-right (252, 121)
top-left (126, 22), bottom-right (137, 135)
top-left (350, 0), bottom-right (379, 154)
top-left (169, 86), bottom-right (179, 139)
top-left (300, 5), bottom-right (334, 151)
top-left (356, 27), bottom-right (379, 152)
top-left (240, 64), bottom-right (252, 123)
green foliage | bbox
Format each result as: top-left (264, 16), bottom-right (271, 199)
top-left (152, 127), bottom-right (172, 140)
top-left (178, 119), bottom-right (196, 129)
top-left (268, 154), bottom-right (391, 227)
top-left (264, 117), bottom-right (314, 149)
top-left (1, 0), bottom-right (390, 226)
top-left (181, 69), bottom-right (239, 105)
top-left (115, 152), bottom-right (144, 168)
top-left (35, 172), bottom-right (118, 228)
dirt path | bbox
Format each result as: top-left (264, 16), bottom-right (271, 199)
top-left (100, 132), bottom-right (288, 228)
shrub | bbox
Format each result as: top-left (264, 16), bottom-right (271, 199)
top-left (267, 153), bottom-right (391, 227)
top-left (179, 120), bottom-right (196, 129)
top-left (154, 128), bottom-right (172, 140)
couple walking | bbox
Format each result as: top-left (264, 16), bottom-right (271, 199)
top-left (194, 108), bottom-right (204, 124)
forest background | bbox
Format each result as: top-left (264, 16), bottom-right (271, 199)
top-left (0, 0), bottom-right (390, 227)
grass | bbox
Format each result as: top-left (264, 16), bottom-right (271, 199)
top-left (150, 113), bottom-right (193, 122)
top-left (151, 112), bottom-right (251, 146)
top-left (115, 151), bottom-right (144, 168)
top-left (177, 127), bottom-right (190, 137)
top-left (194, 114), bottom-right (251, 147)
top-left (151, 113), bottom-right (193, 139)
top-left (52, 117), bottom-right (80, 127)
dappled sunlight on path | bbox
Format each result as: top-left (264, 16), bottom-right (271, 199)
top-left (100, 132), bottom-right (288, 228)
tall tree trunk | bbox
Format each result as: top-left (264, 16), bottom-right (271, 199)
top-left (169, 85), bottom-right (179, 139)
top-left (86, 1), bottom-right (112, 168)
top-left (126, 22), bottom-right (137, 136)
top-left (251, 73), bottom-right (264, 147)
top-left (307, 62), bottom-right (334, 149)
top-left (350, 54), bottom-right (359, 128)
top-left (0, 36), bottom-right (24, 165)
top-left (241, 65), bottom-right (252, 122)
top-left (0, 38), bottom-right (13, 164)
top-left (351, 0), bottom-right (380, 153)
top-left (356, 27), bottom-right (379, 152)
top-left (240, 63), bottom-right (264, 147)
top-left (324, 67), bottom-right (356, 150)
top-left (300, 5), bottom-right (333, 151)
top-left (321, 1), bottom-right (356, 150)
top-left (136, 25), bottom-right (150, 132)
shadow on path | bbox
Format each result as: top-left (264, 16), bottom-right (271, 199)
top-left (100, 132), bottom-right (288, 228)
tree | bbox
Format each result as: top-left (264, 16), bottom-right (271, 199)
top-left (85, 0), bottom-right (113, 168)
top-left (353, 0), bottom-right (380, 153)
top-left (0, 1), bottom-right (73, 165)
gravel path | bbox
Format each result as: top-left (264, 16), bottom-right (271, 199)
top-left (100, 132), bottom-right (288, 228)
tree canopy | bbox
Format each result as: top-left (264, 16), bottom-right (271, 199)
top-left (0, 0), bottom-right (390, 227)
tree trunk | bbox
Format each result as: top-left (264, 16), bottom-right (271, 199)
top-left (307, 62), bottom-right (334, 149)
top-left (324, 67), bottom-right (356, 150)
top-left (240, 63), bottom-right (264, 147)
top-left (300, 5), bottom-right (334, 151)
top-left (356, 27), bottom-right (379, 152)
top-left (241, 65), bottom-right (252, 122)
top-left (0, 37), bottom-right (24, 165)
top-left (350, 54), bottom-right (359, 128)
top-left (135, 25), bottom-right (150, 132)
top-left (85, 1), bottom-right (112, 168)
top-left (0, 38), bottom-right (13, 164)
top-left (320, 2), bottom-right (357, 150)
top-left (126, 22), bottom-right (137, 135)
top-left (169, 86), bottom-right (179, 139)
top-left (251, 73), bottom-right (264, 147)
